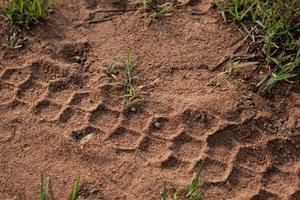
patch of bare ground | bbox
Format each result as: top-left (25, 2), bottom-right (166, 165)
top-left (0, 0), bottom-right (299, 199)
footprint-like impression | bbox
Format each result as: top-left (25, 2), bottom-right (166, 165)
top-left (148, 116), bottom-right (183, 140)
top-left (58, 42), bottom-right (89, 64)
top-left (266, 138), bottom-right (300, 168)
top-left (47, 75), bottom-right (86, 105)
top-left (1, 67), bottom-right (30, 85)
top-left (226, 166), bottom-right (260, 196)
top-left (160, 154), bottom-right (187, 170)
top-left (206, 125), bottom-right (237, 162)
top-left (180, 108), bottom-right (217, 138)
top-left (0, 82), bottom-right (16, 104)
top-left (289, 190), bottom-right (300, 200)
top-left (29, 61), bottom-right (68, 83)
top-left (138, 136), bottom-right (171, 161)
top-left (0, 99), bottom-right (29, 117)
top-left (58, 107), bottom-right (88, 129)
top-left (107, 126), bottom-right (142, 150)
top-left (194, 156), bottom-right (229, 183)
top-left (250, 190), bottom-right (281, 200)
top-left (69, 92), bottom-right (101, 111)
top-left (32, 99), bottom-right (62, 121)
top-left (170, 132), bottom-right (204, 162)
top-left (234, 146), bottom-right (271, 173)
top-left (262, 166), bottom-right (299, 198)
top-left (89, 104), bottom-right (121, 133)
top-left (122, 102), bottom-right (152, 132)
top-left (16, 80), bottom-right (46, 103)
top-left (230, 121), bottom-right (264, 145)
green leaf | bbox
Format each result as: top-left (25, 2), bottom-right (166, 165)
top-left (69, 175), bottom-right (80, 200)
top-left (40, 174), bottom-right (49, 200)
top-left (162, 183), bottom-right (168, 200)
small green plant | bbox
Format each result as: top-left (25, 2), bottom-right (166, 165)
top-left (69, 175), bottom-right (81, 200)
top-left (162, 168), bottom-right (205, 200)
top-left (1, 0), bottom-right (51, 28)
top-left (105, 49), bottom-right (146, 101)
top-left (152, 2), bottom-right (174, 18)
top-left (138, 0), bottom-right (154, 10)
top-left (209, 60), bottom-right (259, 91)
top-left (214, 0), bottom-right (300, 92)
top-left (136, 0), bottom-right (174, 18)
top-left (106, 63), bottom-right (117, 79)
top-left (119, 49), bottom-right (145, 101)
top-left (40, 174), bottom-right (80, 200)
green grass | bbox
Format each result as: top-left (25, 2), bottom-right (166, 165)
top-left (106, 63), bottom-right (117, 79)
top-left (214, 0), bottom-right (300, 92)
top-left (137, 0), bottom-right (174, 18)
top-left (139, 0), bottom-right (155, 10)
top-left (117, 49), bottom-right (145, 101)
top-left (1, 0), bottom-right (51, 28)
top-left (209, 60), bottom-right (259, 91)
top-left (106, 49), bottom-right (146, 101)
top-left (40, 174), bottom-right (49, 200)
top-left (152, 2), bottom-right (174, 18)
top-left (40, 174), bottom-right (80, 200)
top-left (162, 169), bottom-right (205, 200)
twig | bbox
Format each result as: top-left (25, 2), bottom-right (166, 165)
top-left (211, 56), bottom-right (230, 72)
top-left (93, 8), bottom-right (137, 13)
top-left (231, 53), bottom-right (260, 61)
top-left (211, 35), bottom-right (249, 71)
top-left (88, 18), bottom-right (115, 24)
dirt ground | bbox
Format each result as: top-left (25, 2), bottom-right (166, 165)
top-left (0, 0), bottom-right (299, 199)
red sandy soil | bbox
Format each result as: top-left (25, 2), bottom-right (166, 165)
top-left (0, 0), bottom-right (299, 199)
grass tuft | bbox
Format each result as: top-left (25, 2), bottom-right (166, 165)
top-left (1, 0), bottom-right (51, 28)
top-left (138, 0), bottom-right (155, 10)
top-left (163, 168), bottom-right (205, 200)
top-left (40, 174), bottom-right (80, 200)
top-left (152, 2), bottom-right (174, 18)
top-left (105, 49), bottom-right (146, 101)
top-left (214, 0), bottom-right (300, 92)
top-left (137, 0), bottom-right (174, 18)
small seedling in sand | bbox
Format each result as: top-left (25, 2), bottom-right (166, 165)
top-left (119, 49), bottom-right (145, 101)
top-left (209, 60), bottom-right (259, 91)
top-left (138, 0), bottom-right (155, 10)
top-left (136, 0), bottom-right (174, 18)
top-left (104, 49), bottom-right (147, 101)
top-left (1, 0), bottom-right (51, 28)
top-left (40, 174), bottom-right (80, 200)
top-left (162, 168), bottom-right (205, 200)
top-left (152, 2), bottom-right (174, 18)
top-left (106, 63), bottom-right (117, 79)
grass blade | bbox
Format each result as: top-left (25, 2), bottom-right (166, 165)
top-left (69, 175), bottom-right (80, 200)
top-left (40, 174), bottom-right (49, 200)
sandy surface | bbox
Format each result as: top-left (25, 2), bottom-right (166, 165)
top-left (0, 0), bottom-right (299, 199)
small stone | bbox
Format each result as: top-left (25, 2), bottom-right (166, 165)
top-left (79, 134), bottom-right (93, 145)
top-left (74, 56), bottom-right (82, 63)
top-left (130, 107), bottom-right (137, 112)
top-left (154, 122), bottom-right (161, 128)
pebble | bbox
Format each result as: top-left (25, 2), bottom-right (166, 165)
top-left (73, 56), bottom-right (82, 63)
top-left (154, 122), bottom-right (161, 128)
top-left (130, 107), bottom-right (137, 112)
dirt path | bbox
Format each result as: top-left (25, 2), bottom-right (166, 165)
top-left (0, 0), bottom-right (299, 199)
